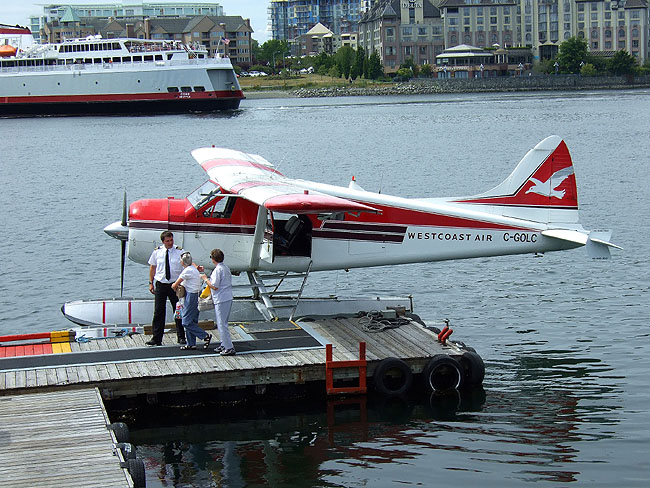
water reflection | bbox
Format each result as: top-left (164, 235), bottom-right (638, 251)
top-left (125, 366), bottom-right (622, 487)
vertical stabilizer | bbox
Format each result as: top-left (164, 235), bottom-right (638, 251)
top-left (455, 136), bottom-right (579, 223)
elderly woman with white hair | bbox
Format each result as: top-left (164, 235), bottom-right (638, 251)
top-left (172, 252), bottom-right (212, 350)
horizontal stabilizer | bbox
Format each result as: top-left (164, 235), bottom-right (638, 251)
top-left (541, 229), bottom-right (588, 245)
top-left (542, 229), bottom-right (621, 259)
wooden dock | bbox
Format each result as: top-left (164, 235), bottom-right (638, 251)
top-left (0, 314), bottom-right (475, 400)
top-left (0, 388), bottom-right (131, 487)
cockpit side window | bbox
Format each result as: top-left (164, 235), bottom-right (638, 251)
top-left (202, 197), bottom-right (236, 219)
top-left (187, 180), bottom-right (221, 210)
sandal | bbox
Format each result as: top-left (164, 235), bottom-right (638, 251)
top-left (203, 334), bottom-right (212, 349)
top-left (180, 345), bottom-right (196, 350)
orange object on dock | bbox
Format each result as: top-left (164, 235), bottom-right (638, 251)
top-left (325, 342), bottom-right (367, 395)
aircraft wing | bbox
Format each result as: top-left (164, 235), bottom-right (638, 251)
top-left (192, 147), bottom-right (378, 214)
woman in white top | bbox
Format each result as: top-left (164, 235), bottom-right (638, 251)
top-left (201, 248), bottom-right (235, 355)
top-left (172, 252), bottom-right (211, 350)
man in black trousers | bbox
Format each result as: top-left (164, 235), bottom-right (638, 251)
top-left (146, 230), bottom-right (187, 346)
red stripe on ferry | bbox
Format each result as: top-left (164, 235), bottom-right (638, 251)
top-left (201, 158), bottom-right (283, 175)
top-left (2, 90), bottom-right (244, 104)
top-left (0, 28), bottom-right (31, 34)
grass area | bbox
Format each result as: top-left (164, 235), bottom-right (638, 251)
top-left (238, 73), bottom-right (392, 91)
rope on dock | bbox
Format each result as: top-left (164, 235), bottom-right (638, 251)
top-left (358, 311), bottom-right (410, 333)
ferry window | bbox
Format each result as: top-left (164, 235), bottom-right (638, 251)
top-left (194, 86), bottom-right (205, 92)
top-left (112, 57), bottom-right (120, 62)
top-left (198, 54), bottom-right (205, 59)
top-left (144, 55), bottom-right (153, 61)
top-left (94, 58), bottom-right (101, 64)
top-left (203, 197), bottom-right (236, 219)
top-left (133, 56), bottom-right (142, 62)
top-left (167, 54), bottom-right (173, 60)
top-left (180, 86), bottom-right (192, 92)
top-left (112, 43), bottom-right (120, 50)
top-left (167, 87), bottom-right (179, 92)
top-left (123, 56), bottom-right (131, 62)
top-left (155, 55), bottom-right (162, 61)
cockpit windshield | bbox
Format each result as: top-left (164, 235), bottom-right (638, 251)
top-left (187, 180), bottom-right (221, 210)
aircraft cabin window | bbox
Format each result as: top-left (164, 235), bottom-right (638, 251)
top-left (202, 197), bottom-right (236, 219)
top-left (188, 180), bottom-right (221, 209)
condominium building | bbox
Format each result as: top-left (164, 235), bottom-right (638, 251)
top-left (360, 0), bottom-right (648, 72)
top-left (269, 0), bottom-right (365, 40)
top-left (358, 0), bottom-right (445, 71)
top-left (41, 10), bottom-right (253, 65)
top-left (30, 2), bottom-right (225, 42)
top-left (436, 0), bottom-right (648, 62)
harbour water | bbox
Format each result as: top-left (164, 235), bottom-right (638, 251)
top-left (1, 89), bottom-right (649, 486)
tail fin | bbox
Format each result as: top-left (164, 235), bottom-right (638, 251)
top-left (455, 136), bottom-right (579, 223)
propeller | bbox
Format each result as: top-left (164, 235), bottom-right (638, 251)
top-left (120, 190), bottom-right (127, 297)
top-left (103, 191), bottom-right (130, 297)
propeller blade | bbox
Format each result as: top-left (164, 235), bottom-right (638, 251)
top-left (120, 190), bottom-right (127, 297)
top-left (120, 240), bottom-right (126, 297)
top-left (121, 190), bottom-right (127, 227)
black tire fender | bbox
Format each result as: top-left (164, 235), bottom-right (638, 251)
top-left (422, 354), bottom-right (463, 392)
top-left (108, 422), bottom-right (130, 443)
top-left (127, 457), bottom-right (146, 488)
top-left (458, 351), bottom-right (485, 387)
top-left (373, 357), bottom-right (413, 397)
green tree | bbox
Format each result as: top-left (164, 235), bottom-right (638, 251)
top-left (395, 67), bottom-right (413, 81)
top-left (607, 50), bottom-right (638, 75)
top-left (257, 39), bottom-right (290, 71)
top-left (556, 37), bottom-right (589, 73)
top-left (420, 64), bottom-right (433, 77)
top-left (368, 50), bottom-right (383, 80)
top-left (336, 46), bottom-right (355, 79)
top-left (580, 63), bottom-right (597, 76)
top-left (354, 46), bottom-right (366, 79)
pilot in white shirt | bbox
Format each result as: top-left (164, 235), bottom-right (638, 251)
top-left (146, 230), bottom-right (186, 345)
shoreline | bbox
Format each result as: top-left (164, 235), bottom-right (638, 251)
top-left (242, 75), bottom-right (650, 100)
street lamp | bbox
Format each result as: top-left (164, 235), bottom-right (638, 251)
top-left (480, 63), bottom-right (484, 78)
top-left (554, 61), bottom-right (559, 75)
top-left (518, 62), bottom-right (524, 76)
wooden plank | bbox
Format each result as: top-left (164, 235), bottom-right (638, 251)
top-left (54, 367), bottom-right (68, 386)
top-left (65, 366), bottom-right (80, 385)
top-left (4, 371), bottom-right (16, 390)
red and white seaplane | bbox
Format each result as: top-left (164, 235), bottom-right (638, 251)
top-left (65, 135), bottom-right (619, 328)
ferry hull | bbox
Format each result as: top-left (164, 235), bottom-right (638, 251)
top-left (0, 94), bottom-right (243, 116)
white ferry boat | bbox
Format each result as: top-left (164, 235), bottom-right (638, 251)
top-left (0, 35), bottom-right (244, 116)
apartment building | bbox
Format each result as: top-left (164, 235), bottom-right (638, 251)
top-left (358, 0), bottom-right (445, 71)
top-left (437, 0), bottom-right (648, 62)
top-left (30, 2), bottom-right (225, 42)
top-left (269, 0), bottom-right (364, 40)
top-left (41, 11), bottom-right (253, 65)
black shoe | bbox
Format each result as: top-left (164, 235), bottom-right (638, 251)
top-left (220, 348), bottom-right (236, 356)
top-left (178, 339), bottom-right (187, 345)
top-left (145, 339), bottom-right (161, 346)
top-left (215, 345), bottom-right (225, 353)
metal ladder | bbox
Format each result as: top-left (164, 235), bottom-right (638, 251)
top-left (246, 261), bottom-right (312, 321)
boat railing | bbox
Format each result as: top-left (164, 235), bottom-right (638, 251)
top-left (0, 56), bottom-right (233, 75)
